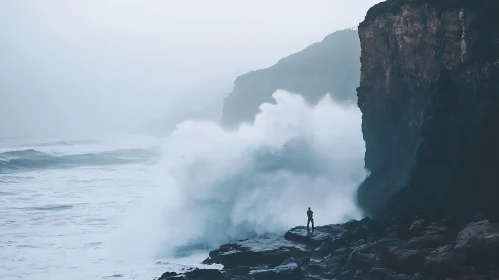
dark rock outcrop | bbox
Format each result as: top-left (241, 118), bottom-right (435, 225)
top-left (248, 261), bottom-right (302, 280)
top-left (284, 225), bottom-right (346, 246)
top-left (202, 236), bottom-right (309, 269)
top-left (221, 28), bottom-right (360, 129)
top-left (356, 0), bottom-right (499, 219)
top-left (158, 269), bottom-right (226, 280)
top-left (158, 218), bottom-right (499, 280)
top-left (455, 220), bottom-right (499, 272)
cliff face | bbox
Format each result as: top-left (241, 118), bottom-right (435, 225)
top-left (357, 0), bottom-right (499, 218)
top-left (221, 29), bottom-right (360, 129)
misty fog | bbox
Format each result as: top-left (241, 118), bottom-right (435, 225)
top-left (0, 0), bottom-right (380, 139)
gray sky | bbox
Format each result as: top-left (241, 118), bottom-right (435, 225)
top-left (0, 0), bottom-right (381, 139)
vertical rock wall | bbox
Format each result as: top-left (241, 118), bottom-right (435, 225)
top-left (357, 0), bottom-right (499, 219)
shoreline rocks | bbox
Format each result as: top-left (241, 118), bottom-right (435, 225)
top-left (158, 217), bottom-right (499, 280)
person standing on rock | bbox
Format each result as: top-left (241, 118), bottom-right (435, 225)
top-left (307, 207), bottom-right (314, 231)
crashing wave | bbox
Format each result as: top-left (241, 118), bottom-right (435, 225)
top-left (110, 90), bottom-right (367, 260)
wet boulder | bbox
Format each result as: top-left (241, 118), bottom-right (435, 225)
top-left (347, 238), bottom-right (407, 268)
top-left (306, 259), bottom-right (329, 275)
top-left (422, 225), bottom-right (451, 239)
top-left (368, 267), bottom-right (413, 280)
top-left (326, 249), bottom-right (349, 268)
top-left (296, 256), bottom-right (310, 268)
top-left (313, 239), bottom-right (337, 257)
top-left (455, 220), bottom-right (499, 253)
top-left (408, 219), bottom-right (426, 237)
top-left (379, 248), bottom-right (426, 274)
top-left (158, 272), bottom-right (179, 280)
top-left (248, 261), bottom-right (301, 280)
top-left (224, 266), bottom-right (251, 277)
top-left (454, 220), bottom-right (499, 271)
top-left (407, 235), bottom-right (449, 250)
top-left (203, 236), bottom-right (308, 269)
top-left (333, 269), bottom-right (356, 280)
top-left (158, 269), bottom-right (227, 280)
top-left (284, 226), bottom-right (334, 246)
top-left (423, 245), bottom-right (465, 277)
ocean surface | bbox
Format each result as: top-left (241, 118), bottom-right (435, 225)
top-left (0, 136), bottom-right (218, 280)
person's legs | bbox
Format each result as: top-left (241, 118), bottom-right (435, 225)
top-left (311, 219), bottom-right (314, 230)
top-left (307, 218), bottom-right (311, 230)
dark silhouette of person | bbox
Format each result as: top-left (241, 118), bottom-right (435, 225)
top-left (307, 207), bottom-right (314, 231)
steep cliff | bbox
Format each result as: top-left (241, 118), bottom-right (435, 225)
top-left (221, 29), bottom-right (360, 129)
top-left (357, 0), bottom-right (499, 219)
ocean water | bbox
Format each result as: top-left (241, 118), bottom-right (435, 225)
top-left (0, 136), bottom-right (221, 280)
top-left (0, 90), bottom-right (366, 280)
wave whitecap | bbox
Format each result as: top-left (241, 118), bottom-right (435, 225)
top-left (0, 148), bottom-right (160, 173)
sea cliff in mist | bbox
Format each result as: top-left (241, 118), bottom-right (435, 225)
top-left (221, 28), bottom-right (361, 129)
top-left (357, 0), bottom-right (499, 219)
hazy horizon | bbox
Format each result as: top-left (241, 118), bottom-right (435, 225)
top-left (0, 0), bottom-right (381, 139)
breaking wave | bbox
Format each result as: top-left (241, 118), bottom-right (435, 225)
top-left (112, 90), bottom-right (367, 260)
top-left (0, 148), bottom-right (160, 173)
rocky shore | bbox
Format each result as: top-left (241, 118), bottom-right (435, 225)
top-left (158, 216), bottom-right (499, 280)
